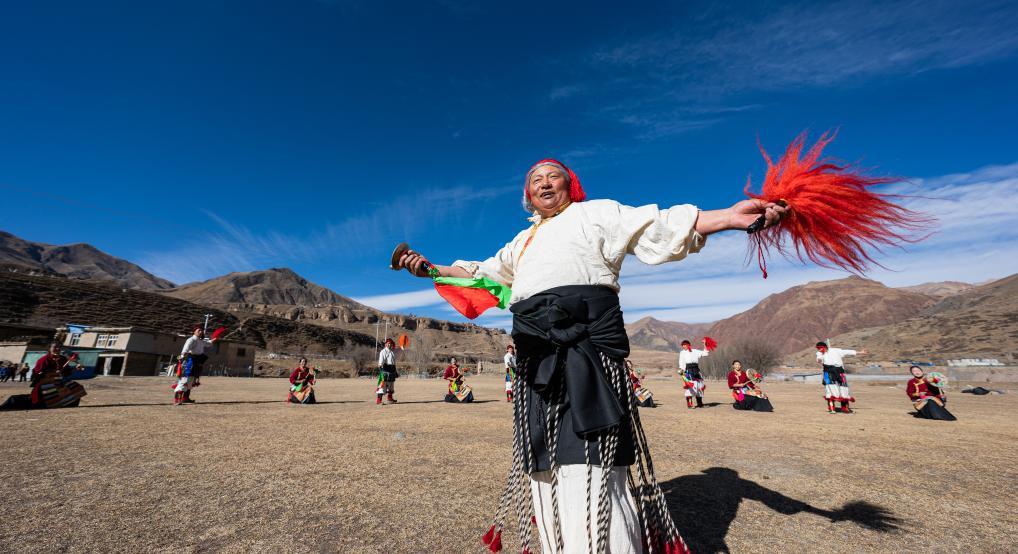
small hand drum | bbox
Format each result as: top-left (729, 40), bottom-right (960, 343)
top-left (389, 242), bottom-right (434, 273)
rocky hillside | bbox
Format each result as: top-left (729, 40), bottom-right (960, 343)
top-left (0, 231), bottom-right (174, 290)
top-left (163, 268), bottom-right (509, 359)
top-left (707, 276), bottom-right (937, 355)
top-left (0, 271), bottom-right (375, 355)
top-left (898, 281), bottom-right (974, 298)
top-left (788, 273), bottom-right (1018, 365)
top-left (625, 317), bottom-right (713, 352)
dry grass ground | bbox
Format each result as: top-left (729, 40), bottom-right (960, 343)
top-left (0, 375), bottom-right (1015, 553)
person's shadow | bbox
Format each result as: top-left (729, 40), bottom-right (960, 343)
top-left (661, 467), bottom-right (900, 553)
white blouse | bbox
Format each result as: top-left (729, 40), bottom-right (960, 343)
top-left (817, 348), bottom-right (857, 367)
top-left (452, 200), bottom-right (706, 305)
top-left (678, 349), bottom-right (709, 370)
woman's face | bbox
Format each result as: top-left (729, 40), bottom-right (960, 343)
top-left (528, 165), bottom-right (571, 215)
top-left (910, 366), bottom-right (924, 378)
top-left (299, 358), bottom-right (307, 368)
top-left (732, 361), bottom-right (743, 371)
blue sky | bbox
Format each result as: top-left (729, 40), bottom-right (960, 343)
top-left (2, 0), bottom-right (1018, 329)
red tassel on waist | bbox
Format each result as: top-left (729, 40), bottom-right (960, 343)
top-left (745, 131), bottom-right (931, 277)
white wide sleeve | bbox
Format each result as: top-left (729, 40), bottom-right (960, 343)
top-left (377, 350), bottom-right (385, 366)
top-left (603, 201), bottom-right (706, 265)
top-left (840, 349), bottom-right (857, 357)
top-left (451, 231), bottom-right (526, 286)
top-left (181, 337), bottom-right (195, 356)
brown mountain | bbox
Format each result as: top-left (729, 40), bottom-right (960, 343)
top-left (163, 268), bottom-right (509, 360)
top-left (163, 268), bottom-right (368, 307)
top-left (625, 317), bottom-right (713, 352)
top-left (0, 271), bottom-right (374, 355)
top-left (0, 231), bottom-right (174, 290)
top-left (788, 273), bottom-right (1018, 365)
top-left (898, 281), bottom-right (974, 298)
top-left (707, 276), bottom-right (937, 355)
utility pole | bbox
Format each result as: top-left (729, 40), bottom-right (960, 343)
top-left (202, 313), bottom-right (213, 334)
top-left (383, 320), bottom-right (390, 344)
top-left (374, 321), bottom-right (380, 352)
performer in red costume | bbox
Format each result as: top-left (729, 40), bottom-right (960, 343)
top-left (393, 134), bottom-right (923, 553)
top-left (906, 365), bottom-right (956, 421)
top-left (1, 341), bottom-right (86, 410)
top-left (288, 357), bottom-right (318, 404)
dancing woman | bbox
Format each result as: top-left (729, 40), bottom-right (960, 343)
top-left (815, 342), bottom-right (863, 414)
top-left (626, 360), bottom-right (655, 408)
top-left (505, 345), bottom-right (517, 402)
top-left (174, 327), bottom-right (219, 405)
top-left (394, 158), bottom-right (787, 553)
top-left (287, 357), bottom-right (318, 404)
top-left (0, 341), bottom-right (86, 410)
top-left (376, 338), bottom-right (398, 405)
top-left (678, 339), bottom-right (708, 409)
top-left (906, 366), bottom-right (956, 421)
top-left (726, 360), bottom-right (773, 412)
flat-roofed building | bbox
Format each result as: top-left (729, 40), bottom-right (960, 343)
top-left (57, 326), bottom-right (256, 376)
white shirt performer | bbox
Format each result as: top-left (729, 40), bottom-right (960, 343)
top-left (504, 345), bottom-right (517, 402)
top-left (678, 339), bottom-right (708, 409)
top-left (174, 327), bottom-right (217, 405)
top-left (376, 339), bottom-right (398, 405)
top-left (395, 158), bottom-right (786, 553)
top-left (815, 341), bottom-right (862, 414)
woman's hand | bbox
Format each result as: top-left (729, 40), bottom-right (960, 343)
top-left (728, 199), bottom-right (788, 230)
top-left (397, 249), bottom-right (433, 278)
top-left (694, 199), bottom-right (788, 235)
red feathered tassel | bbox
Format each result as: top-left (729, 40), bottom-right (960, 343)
top-left (703, 336), bottom-right (718, 352)
top-left (488, 530), bottom-right (503, 552)
top-left (482, 525), bottom-right (497, 546)
top-left (745, 131), bottom-right (931, 278)
top-left (210, 326), bottom-right (228, 340)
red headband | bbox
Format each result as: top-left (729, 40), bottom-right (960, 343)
top-left (525, 159), bottom-right (587, 205)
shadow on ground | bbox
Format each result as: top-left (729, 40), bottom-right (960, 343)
top-left (662, 467), bottom-right (901, 553)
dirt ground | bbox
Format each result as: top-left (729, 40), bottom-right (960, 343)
top-left (0, 375), bottom-right (1015, 553)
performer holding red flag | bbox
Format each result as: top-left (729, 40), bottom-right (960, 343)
top-left (393, 134), bottom-right (923, 553)
top-left (174, 326), bottom-right (223, 405)
top-left (376, 338), bottom-right (398, 405)
top-left (678, 338), bottom-right (712, 409)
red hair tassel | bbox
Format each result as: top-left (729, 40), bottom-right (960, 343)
top-left (488, 530), bottom-right (503, 552)
top-left (745, 131), bottom-right (931, 278)
top-left (482, 525), bottom-right (496, 546)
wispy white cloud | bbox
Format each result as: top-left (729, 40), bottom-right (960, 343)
top-left (352, 288), bottom-right (445, 312)
top-left (138, 183), bottom-right (517, 285)
top-left (616, 161), bottom-right (1018, 323)
top-left (572, 0), bottom-right (1018, 137)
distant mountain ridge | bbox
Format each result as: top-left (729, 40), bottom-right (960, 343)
top-left (163, 268), bottom-right (369, 308)
top-left (788, 273), bottom-right (1018, 364)
top-left (625, 317), bottom-right (713, 352)
top-left (898, 281), bottom-right (975, 298)
top-left (162, 267), bottom-right (508, 359)
top-left (0, 231), bottom-right (174, 291)
top-left (707, 276), bottom-right (937, 355)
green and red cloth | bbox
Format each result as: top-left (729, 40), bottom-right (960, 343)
top-left (430, 272), bottom-right (511, 319)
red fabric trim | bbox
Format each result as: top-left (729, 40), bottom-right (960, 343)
top-left (434, 282), bottom-right (499, 319)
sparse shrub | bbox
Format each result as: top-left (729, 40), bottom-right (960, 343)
top-left (698, 339), bottom-right (782, 379)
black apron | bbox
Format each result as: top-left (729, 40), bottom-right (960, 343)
top-left (511, 285), bottom-right (635, 472)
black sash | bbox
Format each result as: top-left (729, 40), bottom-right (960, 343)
top-left (822, 364), bottom-right (845, 385)
top-left (511, 285), bottom-right (633, 471)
